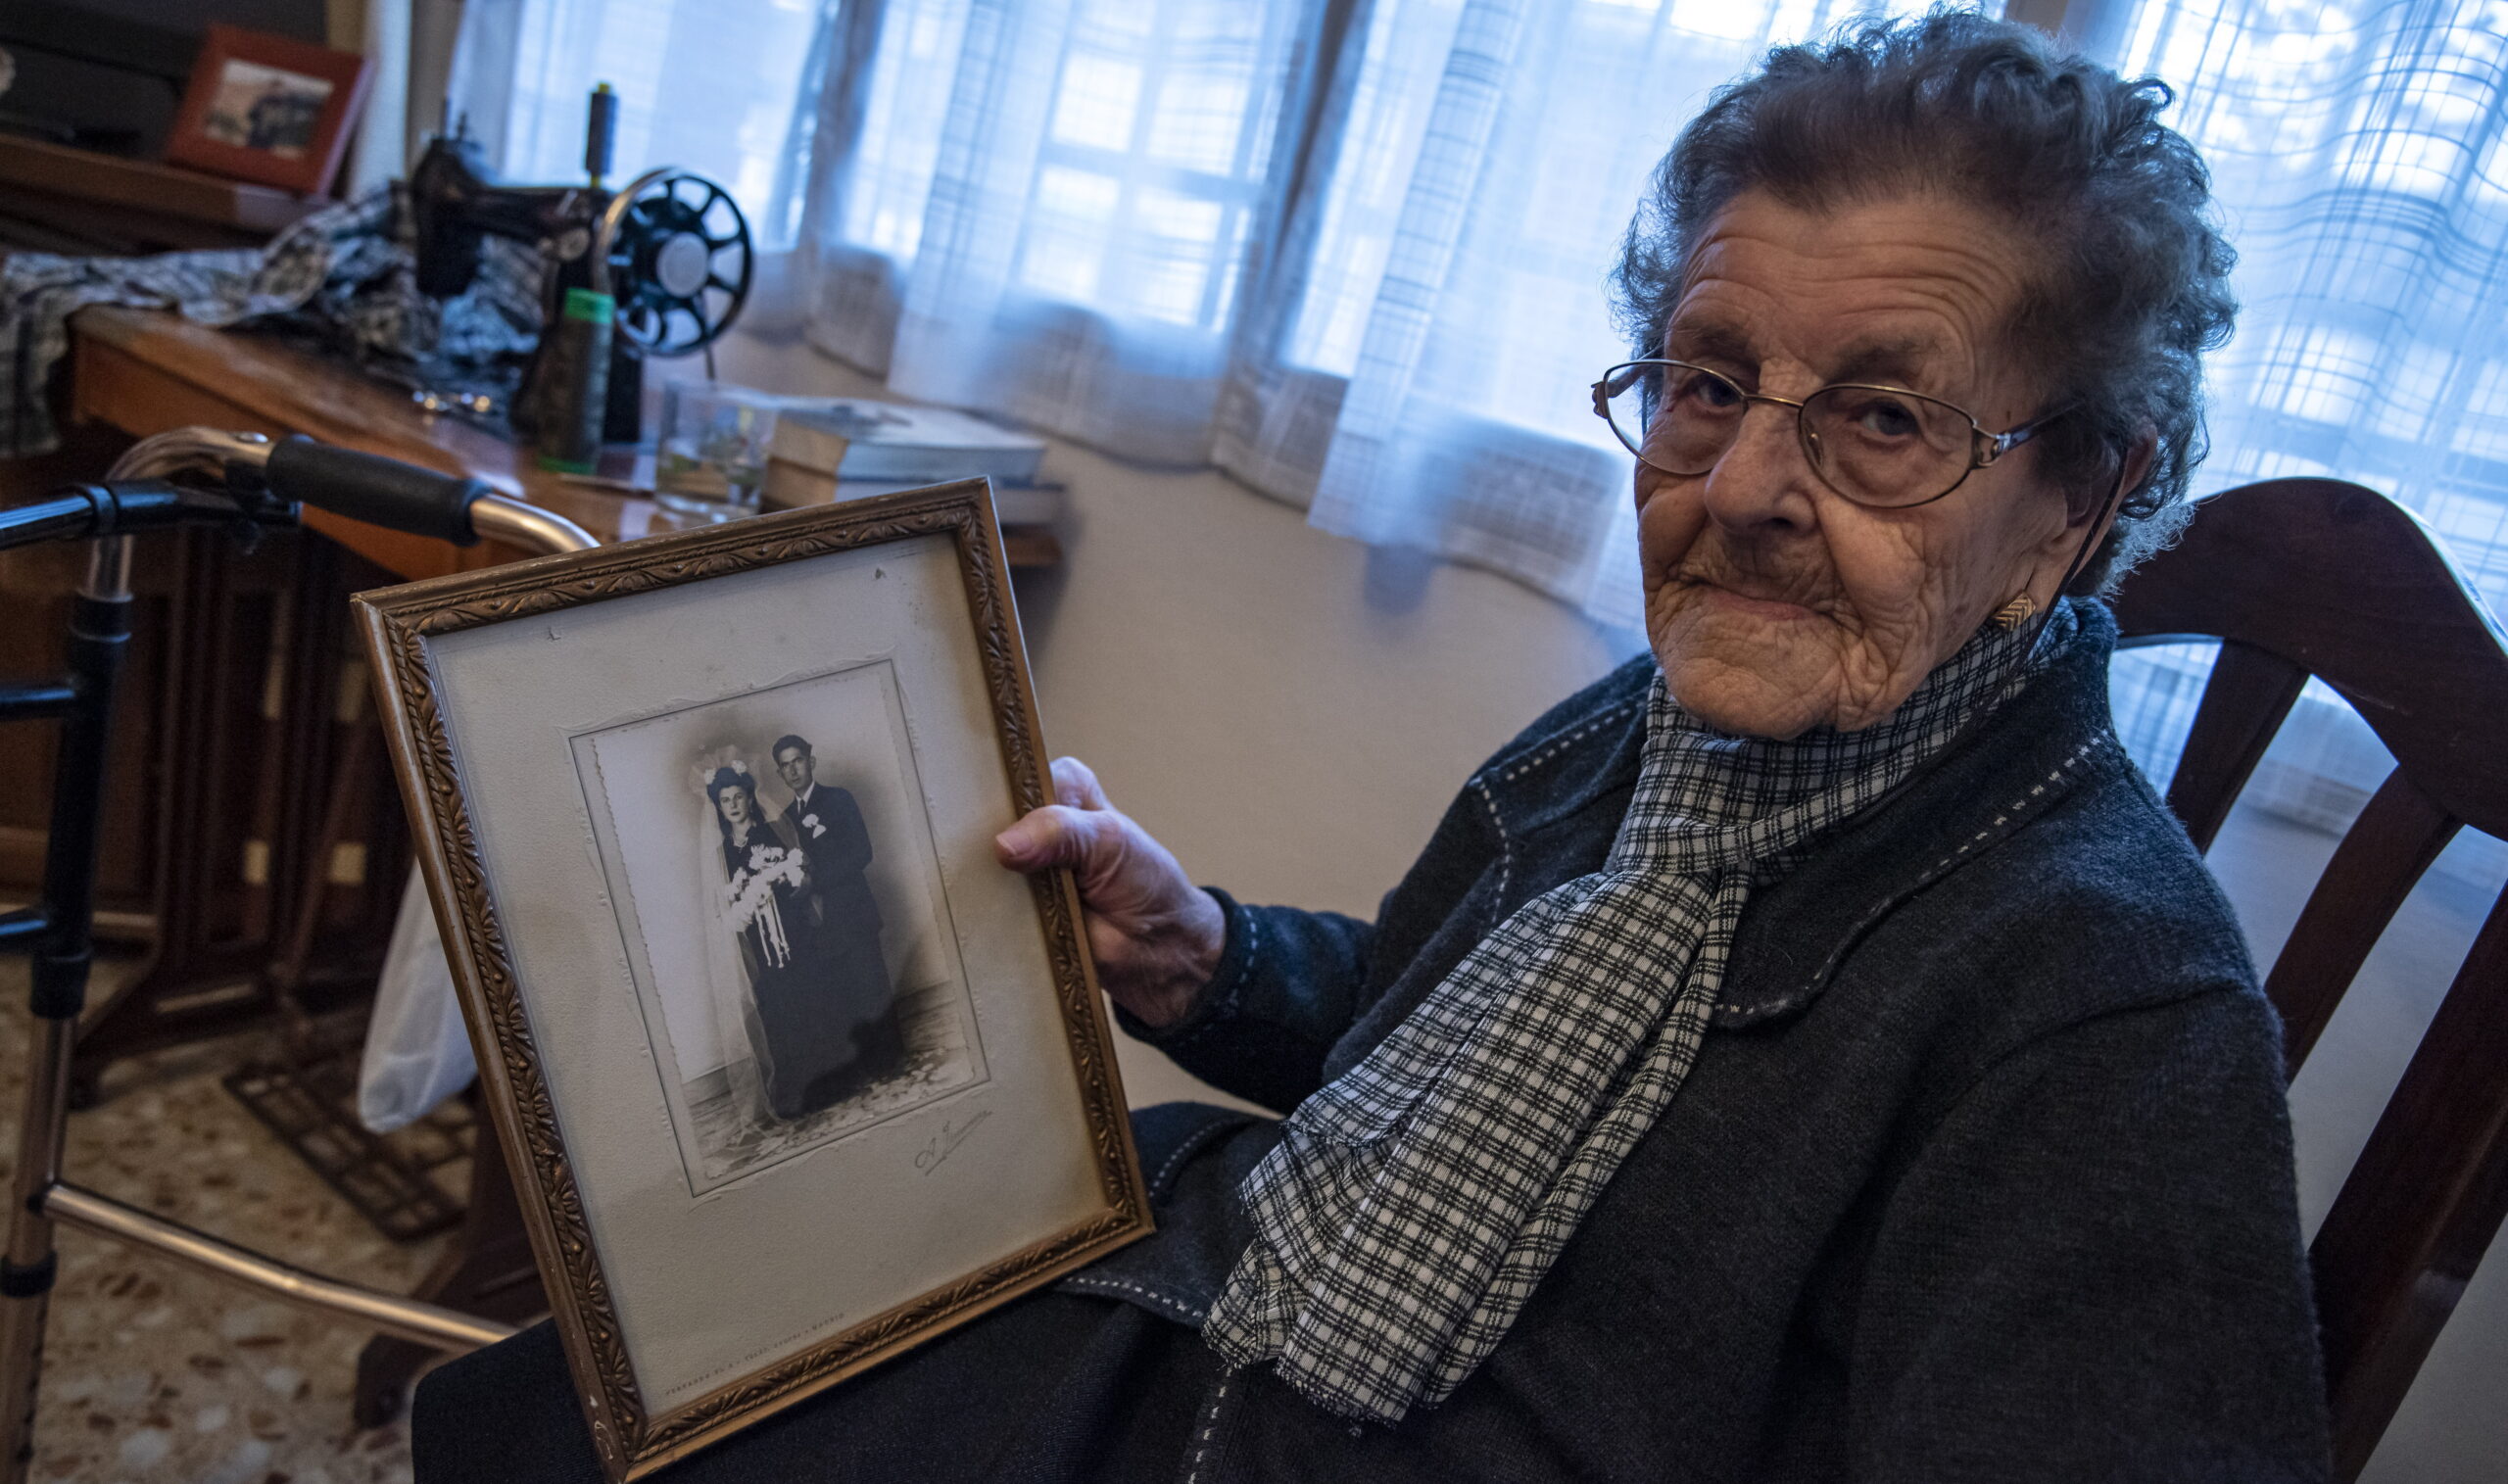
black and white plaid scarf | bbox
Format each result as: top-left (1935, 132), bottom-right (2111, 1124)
top-left (1203, 601), bottom-right (2083, 1422)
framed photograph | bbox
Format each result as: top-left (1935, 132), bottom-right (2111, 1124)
top-left (164, 24), bottom-right (372, 195)
top-left (357, 481), bottom-right (1149, 1480)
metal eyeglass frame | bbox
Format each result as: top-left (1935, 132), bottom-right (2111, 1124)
top-left (1591, 359), bottom-right (2072, 509)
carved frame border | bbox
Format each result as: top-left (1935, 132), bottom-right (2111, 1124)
top-left (354, 480), bottom-right (1150, 1480)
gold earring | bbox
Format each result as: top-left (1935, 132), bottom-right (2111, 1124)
top-left (1992, 594), bottom-right (2038, 632)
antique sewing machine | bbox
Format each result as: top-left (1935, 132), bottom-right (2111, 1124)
top-left (408, 91), bottom-right (753, 444)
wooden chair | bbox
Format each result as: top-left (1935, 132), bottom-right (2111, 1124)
top-left (2109, 477), bottom-right (2508, 1482)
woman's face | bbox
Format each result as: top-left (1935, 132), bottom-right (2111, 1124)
top-left (716, 785), bottom-right (751, 826)
top-left (1636, 190), bottom-right (2105, 739)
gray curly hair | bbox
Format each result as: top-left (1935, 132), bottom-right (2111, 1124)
top-left (1612, 9), bottom-right (2237, 592)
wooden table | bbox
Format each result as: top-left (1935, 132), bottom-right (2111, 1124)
top-left (70, 307), bottom-right (1064, 572)
top-left (57, 306), bottom-right (1062, 1424)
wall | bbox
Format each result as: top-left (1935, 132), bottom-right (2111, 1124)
top-left (705, 288), bottom-right (1639, 1109)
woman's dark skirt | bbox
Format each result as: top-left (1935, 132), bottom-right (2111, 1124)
top-left (412, 1288), bottom-right (1218, 1483)
top-left (749, 912), bottom-right (898, 1120)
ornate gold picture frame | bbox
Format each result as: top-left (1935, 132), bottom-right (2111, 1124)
top-left (356, 480), bottom-right (1149, 1480)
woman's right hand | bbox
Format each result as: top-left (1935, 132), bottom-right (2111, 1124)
top-left (992, 757), bottom-right (1225, 1029)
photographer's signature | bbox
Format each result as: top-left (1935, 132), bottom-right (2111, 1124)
top-left (914, 1111), bottom-right (991, 1175)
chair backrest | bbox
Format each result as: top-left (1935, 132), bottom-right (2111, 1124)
top-left (2109, 477), bottom-right (2508, 1482)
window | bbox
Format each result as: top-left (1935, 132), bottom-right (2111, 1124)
top-left (2104, 0), bottom-right (2508, 887)
top-left (1289, 0), bottom-right (1937, 444)
top-left (2118, 0), bottom-right (2508, 619)
top-left (469, 0), bottom-right (829, 249)
top-left (829, 0), bottom-right (1304, 332)
top-left (456, 0), bottom-right (2508, 644)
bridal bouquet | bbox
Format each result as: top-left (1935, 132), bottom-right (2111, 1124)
top-left (724, 840), bottom-right (808, 933)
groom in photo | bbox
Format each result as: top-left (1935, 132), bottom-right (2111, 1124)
top-left (772, 735), bottom-right (906, 1093)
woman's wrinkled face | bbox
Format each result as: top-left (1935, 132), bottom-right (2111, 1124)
top-left (1638, 190), bottom-right (2096, 739)
top-left (716, 786), bottom-right (751, 826)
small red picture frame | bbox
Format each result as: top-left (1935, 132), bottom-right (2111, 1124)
top-left (165, 24), bottom-right (373, 196)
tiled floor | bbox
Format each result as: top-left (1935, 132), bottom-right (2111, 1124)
top-left (0, 960), bottom-right (447, 1484)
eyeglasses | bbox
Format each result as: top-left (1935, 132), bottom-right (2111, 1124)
top-left (1591, 359), bottom-right (2069, 509)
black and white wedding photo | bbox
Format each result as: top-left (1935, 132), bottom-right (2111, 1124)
top-left (362, 504), bottom-right (1140, 1460)
top-left (575, 658), bottom-right (986, 1193)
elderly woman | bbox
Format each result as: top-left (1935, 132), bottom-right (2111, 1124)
top-left (415, 14), bottom-right (2329, 1481)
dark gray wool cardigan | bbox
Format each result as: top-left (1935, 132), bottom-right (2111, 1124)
top-left (410, 603), bottom-right (2333, 1484)
top-left (1063, 600), bottom-right (2333, 1481)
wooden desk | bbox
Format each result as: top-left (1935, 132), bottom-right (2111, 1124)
top-left (68, 307), bottom-right (1064, 573)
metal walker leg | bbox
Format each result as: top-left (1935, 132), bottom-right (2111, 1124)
top-left (0, 529), bottom-right (131, 1478)
top-left (0, 430), bottom-right (587, 1481)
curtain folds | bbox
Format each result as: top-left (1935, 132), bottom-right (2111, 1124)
top-left (1288, 0), bottom-right (1926, 628)
top-left (2104, 0), bottom-right (2508, 864)
top-left (1298, 0), bottom-right (1646, 622)
top-left (795, 0), bottom-right (1925, 624)
top-left (447, 0), bottom-right (830, 249)
top-left (2115, 0), bottom-right (2508, 615)
top-left (802, 0), bottom-right (1320, 465)
top-left (458, 0), bottom-right (2508, 647)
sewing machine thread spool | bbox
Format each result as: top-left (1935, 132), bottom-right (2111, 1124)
top-left (533, 288), bottom-right (615, 474)
top-left (585, 82), bottom-right (616, 190)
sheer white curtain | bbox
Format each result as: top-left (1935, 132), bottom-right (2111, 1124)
top-left (791, 0), bottom-right (1926, 619)
top-left (447, 0), bottom-right (831, 248)
top-left (2099, 0), bottom-right (2508, 849)
top-left (1256, 0), bottom-right (1931, 628)
top-left (452, 0), bottom-right (2508, 659)
top-left (800, 0), bottom-right (1318, 462)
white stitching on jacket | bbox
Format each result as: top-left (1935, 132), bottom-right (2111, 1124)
top-left (1167, 912), bottom-right (1258, 1054)
top-left (1712, 734), bottom-right (2113, 1014)
top-left (1186, 1378), bottom-right (1232, 1484)
top-left (1471, 776), bottom-right (1512, 905)
top-left (1061, 1274), bottom-right (1206, 1324)
top-left (1493, 702), bottom-right (1639, 785)
top-left (1151, 1114), bottom-right (1239, 1198)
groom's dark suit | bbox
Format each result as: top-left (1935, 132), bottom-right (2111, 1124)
top-left (783, 783), bottom-right (883, 946)
top-left (781, 783), bottom-right (902, 1086)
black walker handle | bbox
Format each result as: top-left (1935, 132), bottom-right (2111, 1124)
top-left (262, 437), bottom-right (491, 546)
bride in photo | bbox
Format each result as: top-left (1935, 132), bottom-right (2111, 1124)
top-left (705, 763), bottom-right (860, 1122)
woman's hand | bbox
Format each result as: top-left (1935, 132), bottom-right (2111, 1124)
top-left (993, 757), bottom-right (1225, 1029)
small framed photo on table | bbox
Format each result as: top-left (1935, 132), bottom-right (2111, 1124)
top-left (165, 24), bottom-right (372, 195)
top-left (357, 481), bottom-right (1149, 1480)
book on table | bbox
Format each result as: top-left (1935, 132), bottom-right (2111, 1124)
top-left (774, 401), bottom-right (1048, 484)
top-left (763, 401), bottom-right (1057, 517)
